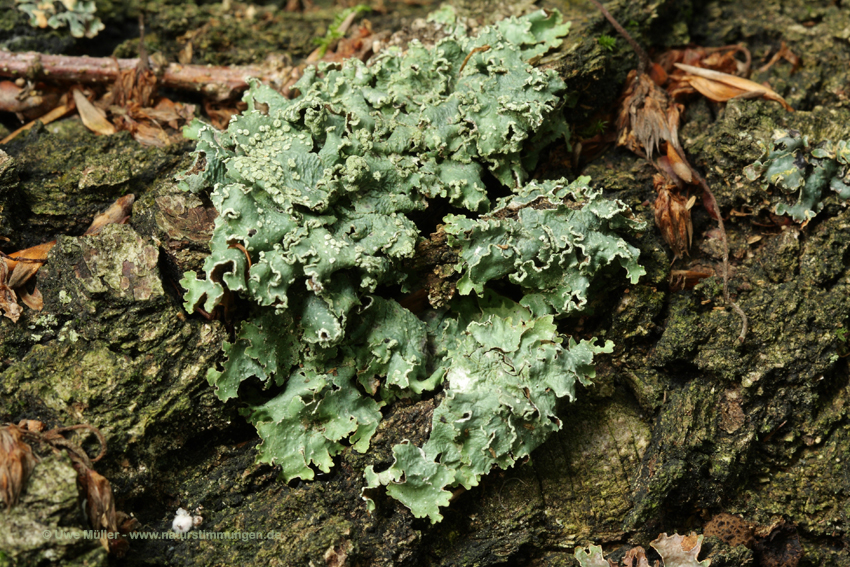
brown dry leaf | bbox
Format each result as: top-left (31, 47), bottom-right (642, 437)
top-left (112, 67), bottom-right (158, 109)
top-left (0, 424), bottom-right (37, 509)
top-left (0, 259), bottom-right (24, 322)
top-left (758, 42), bottom-right (801, 74)
top-left (18, 420), bottom-right (44, 433)
top-left (617, 71), bottom-right (676, 160)
top-left (4, 421), bottom-right (128, 554)
top-left (80, 468), bottom-right (118, 550)
top-left (5, 241), bottom-right (54, 289)
top-left (666, 141), bottom-right (693, 183)
top-left (0, 80), bottom-right (60, 118)
top-left (674, 62), bottom-right (793, 111)
top-left (73, 89), bottom-right (117, 135)
top-left (653, 174), bottom-right (693, 261)
top-left (1, 95), bottom-right (73, 145)
top-left (178, 41), bottom-right (194, 65)
top-left (18, 285), bottom-right (43, 311)
top-left (321, 23), bottom-right (379, 64)
top-left (0, 194), bottom-right (135, 321)
top-left (660, 45), bottom-right (752, 99)
top-left (128, 121), bottom-right (173, 147)
top-left (84, 194), bottom-right (135, 235)
top-left (135, 98), bottom-right (196, 130)
top-left (670, 268), bottom-right (714, 291)
top-left (203, 99), bottom-right (244, 130)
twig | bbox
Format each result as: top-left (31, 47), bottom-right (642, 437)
top-left (0, 51), bottom-right (289, 102)
top-left (696, 175), bottom-right (748, 342)
top-left (458, 45), bottom-right (491, 76)
top-left (0, 103), bottom-right (72, 144)
top-left (586, 0), bottom-right (650, 73)
top-left (137, 14), bottom-right (149, 73)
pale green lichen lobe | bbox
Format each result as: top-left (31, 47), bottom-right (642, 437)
top-left (745, 130), bottom-right (850, 222)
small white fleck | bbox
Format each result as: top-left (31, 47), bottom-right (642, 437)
top-left (172, 508), bottom-right (194, 534)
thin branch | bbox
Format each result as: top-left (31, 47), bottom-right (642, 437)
top-left (696, 175), bottom-right (748, 342)
top-left (0, 51), bottom-right (292, 101)
top-left (586, 0), bottom-right (650, 73)
top-left (458, 45), bottom-right (491, 76)
top-left (51, 424), bottom-right (108, 463)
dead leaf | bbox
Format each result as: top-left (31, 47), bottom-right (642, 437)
top-left (617, 71), bottom-right (676, 160)
top-left (73, 89), bottom-right (117, 135)
top-left (5, 241), bottom-right (53, 288)
top-left (84, 194), bottom-right (135, 235)
top-left (178, 42), bottom-right (194, 65)
top-left (127, 121), bottom-right (173, 148)
top-left (666, 141), bottom-right (693, 183)
top-left (674, 62), bottom-right (793, 111)
top-left (0, 80), bottom-right (60, 118)
top-left (758, 42), bottom-right (801, 74)
top-left (0, 260), bottom-right (24, 323)
top-left (203, 99), bottom-right (243, 130)
top-left (0, 102), bottom-right (73, 145)
top-left (112, 65), bottom-right (158, 109)
top-left (0, 194), bottom-right (135, 321)
top-left (0, 424), bottom-right (37, 509)
top-left (670, 268), bottom-right (714, 291)
top-left (18, 285), bottom-right (43, 311)
top-left (80, 468), bottom-right (118, 550)
top-left (2, 421), bottom-right (128, 554)
top-left (654, 174), bottom-right (693, 261)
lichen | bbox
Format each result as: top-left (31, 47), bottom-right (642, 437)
top-left (180, 10), bottom-right (645, 522)
top-left (744, 130), bottom-right (850, 223)
top-left (14, 0), bottom-right (103, 39)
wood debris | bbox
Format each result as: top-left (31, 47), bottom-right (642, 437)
top-left (0, 9), bottom-right (380, 146)
top-left (589, 0), bottom-right (761, 342)
top-left (673, 63), bottom-right (793, 111)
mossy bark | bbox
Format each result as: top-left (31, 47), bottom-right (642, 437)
top-left (1, 0), bottom-right (850, 566)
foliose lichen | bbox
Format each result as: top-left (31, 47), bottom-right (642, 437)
top-left (179, 10), bottom-right (645, 522)
top-left (14, 0), bottom-right (104, 39)
top-left (744, 130), bottom-right (850, 223)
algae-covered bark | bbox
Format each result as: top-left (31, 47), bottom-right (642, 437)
top-left (0, 120), bottom-right (182, 249)
top-left (2, 0), bottom-right (850, 565)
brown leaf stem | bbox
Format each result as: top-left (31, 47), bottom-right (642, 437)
top-left (586, 0), bottom-right (650, 73)
top-left (695, 174), bottom-right (748, 342)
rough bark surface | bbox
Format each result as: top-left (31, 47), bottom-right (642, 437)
top-left (1, 0), bottom-right (849, 566)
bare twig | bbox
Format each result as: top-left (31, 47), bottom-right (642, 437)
top-left (0, 51), bottom-right (290, 101)
top-left (0, 103), bottom-right (72, 144)
top-left (695, 175), bottom-right (748, 342)
top-left (586, 0), bottom-right (649, 73)
top-left (458, 45), bottom-right (491, 75)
